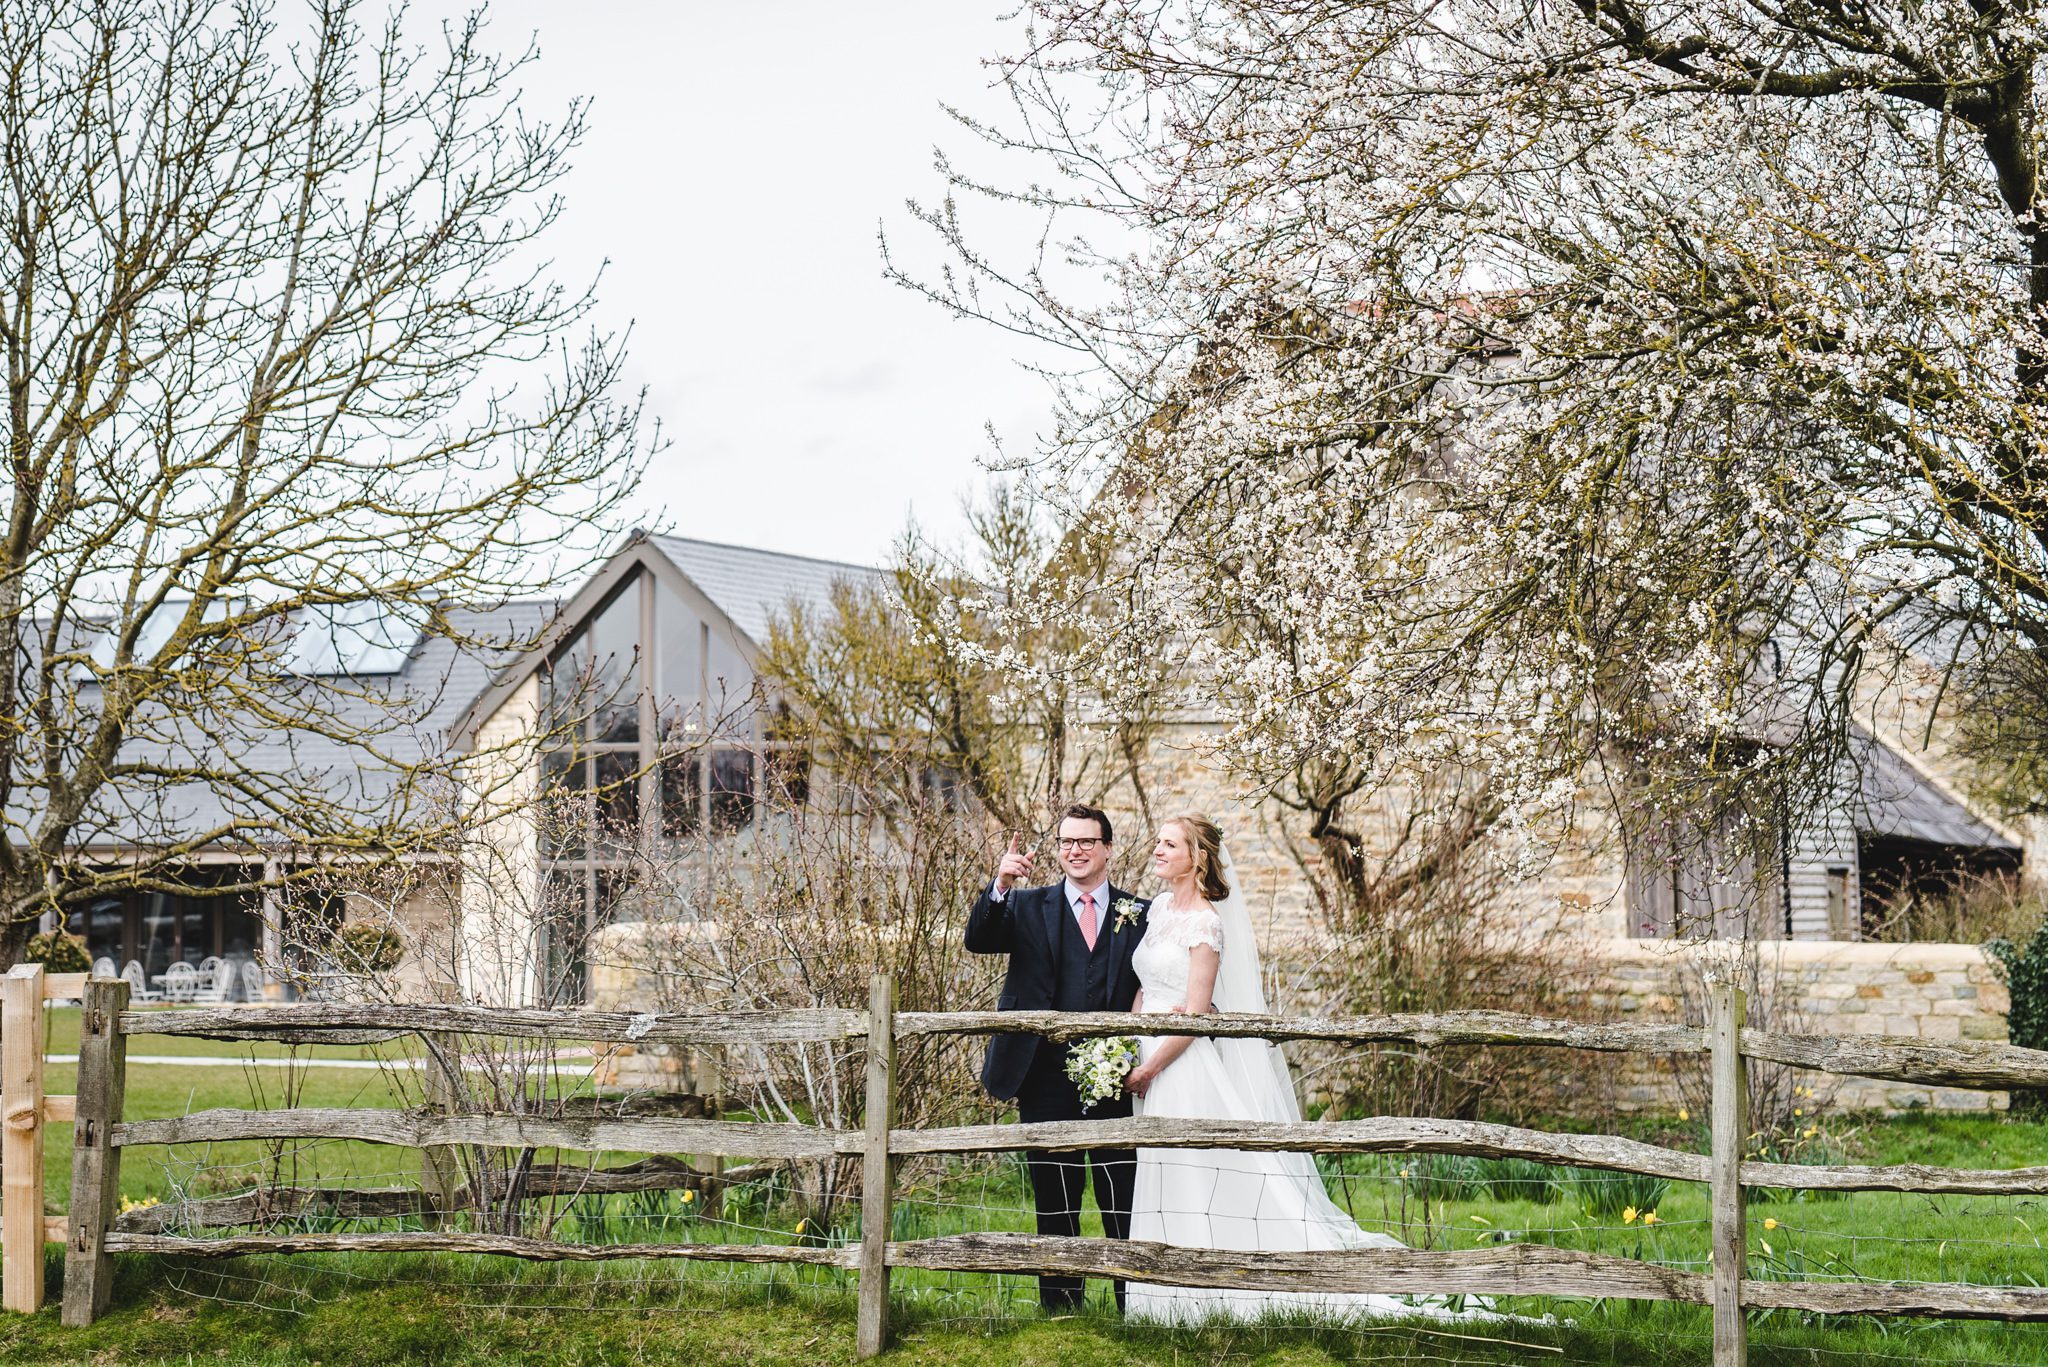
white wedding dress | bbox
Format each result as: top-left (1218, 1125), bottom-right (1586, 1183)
top-left (1126, 887), bottom-right (1435, 1326)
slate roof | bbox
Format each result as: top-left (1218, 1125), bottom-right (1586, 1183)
top-left (75, 600), bottom-right (553, 849)
top-left (1851, 724), bottom-right (2018, 851)
top-left (649, 534), bottom-right (885, 647)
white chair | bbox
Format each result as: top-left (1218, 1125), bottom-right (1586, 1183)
top-left (92, 956), bottom-right (116, 979)
top-left (240, 960), bottom-right (266, 1002)
top-left (160, 961), bottom-right (198, 1003)
top-left (120, 960), bottom-right (162, 1005)
top-left (197, 955), bottom-right (225, 979)
top-left (191, 961), bottom-right (234, 1005)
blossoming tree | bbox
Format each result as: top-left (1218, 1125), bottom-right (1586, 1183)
top-left (896, 0), bottom-right (2048, 901)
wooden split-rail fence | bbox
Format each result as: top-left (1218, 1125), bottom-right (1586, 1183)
top-left (5, 967), bottom-right (2048, 1363)
top-left (0, 965), bottom-right (86, 1315)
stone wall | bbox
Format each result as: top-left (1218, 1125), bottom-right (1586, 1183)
top-left (1089, 720), bottom-right (1636, 942)
top-left (1592, 938), bottom-right (2011, 1113)
top-left (1067, 720), bottom-right (1329, 937)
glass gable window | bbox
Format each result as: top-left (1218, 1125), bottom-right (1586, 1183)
top-left (653, 578), bottom-right (702, 727)
top-left (536, 564), bottom-right (780, 1002)
top-left (709, 749), bottom-right (756, 833)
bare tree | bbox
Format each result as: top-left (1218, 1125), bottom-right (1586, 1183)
top-left (762, 483), bottom-right (1172, 843)
top-left (0, 0), bottom-right (646, 961)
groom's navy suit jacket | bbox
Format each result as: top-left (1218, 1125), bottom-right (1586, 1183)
top-left (965, 880), bottom-right (1149, 1103)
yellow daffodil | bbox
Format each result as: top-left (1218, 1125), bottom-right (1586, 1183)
top-left (1792, 1108), bottom-right (1803, 1117)
top-left (795, 1218), bottom-right (808, 1234)
top-left (682, 1190), bottom-right (696, 1204)
top-left (1763, 1217), bottom-right (1778, 1230)
top-left (1803, 1127), bottom-right (1818, 1139)
top-left (1643, 1211), bottom-right (1661, 1227)
top-left (1677, 1107), bottom-right (1689, 1121)
top-left (1622, 1206), bottom-right (1638, 1225)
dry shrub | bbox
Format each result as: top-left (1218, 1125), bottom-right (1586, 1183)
top-left (1279, 773), bottom-right (1603, 1122)
top-left (1865, 868), bottom-right (2048, 946)
top-left (588, 754), bottom-right (1001, 1232)
top-left (1672, 942), bottom-right (1840, 1142)
top-left (267, 854), bottom-right (608, 1238)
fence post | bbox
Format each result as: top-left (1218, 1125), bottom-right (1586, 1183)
top-left (61, 975), bottom-right (128, 1327)
top-left (695, 1044), bottom-right (726, 1222)
top-left (419, 1034), bottom-right (462, 1228)
top-left (856, 972), bottom-right (896, 1359)
top-left (1, 963), bottom-right (43, 1312)
top-left (1709, 981), bottom-right (1748, 1367)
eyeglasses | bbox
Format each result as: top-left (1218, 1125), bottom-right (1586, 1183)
top-left (1055, 837), bottom-right (1103, 851)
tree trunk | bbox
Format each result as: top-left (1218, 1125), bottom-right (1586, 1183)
top-left (0, 912), bottom-right (40, 973)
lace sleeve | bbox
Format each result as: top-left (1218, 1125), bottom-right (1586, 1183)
top-left (1167, 908), bottom-right (1225, 954)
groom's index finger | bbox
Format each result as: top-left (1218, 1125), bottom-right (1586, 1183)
top-left (1007, 832), bottom-right (1020, 856)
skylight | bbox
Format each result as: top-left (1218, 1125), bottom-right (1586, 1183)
top-left (283, 600), bottom-right (425, 676)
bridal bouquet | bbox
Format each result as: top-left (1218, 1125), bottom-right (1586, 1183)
top-left (1065, 1035), bottom-right (1138, 1109)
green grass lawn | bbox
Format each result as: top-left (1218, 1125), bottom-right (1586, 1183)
top-left (0, 1252), bottom-right (2041, 1366)
top-left (12, 1020), bottom-right (2048, 1363)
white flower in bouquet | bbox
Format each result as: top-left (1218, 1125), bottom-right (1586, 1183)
top-left (1065, 1035), bottom-right (1138, 1109)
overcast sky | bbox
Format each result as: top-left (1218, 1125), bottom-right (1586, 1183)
top-left (420, 0), bottom-right (1059, 569)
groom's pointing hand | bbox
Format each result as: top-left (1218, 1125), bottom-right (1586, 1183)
top-left (995, 832), bottom-right (1036, 893)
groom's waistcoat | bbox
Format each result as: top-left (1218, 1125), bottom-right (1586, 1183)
top-left (1051, 896), bottom-right (1118, 1012)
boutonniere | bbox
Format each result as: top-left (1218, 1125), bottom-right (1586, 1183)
top-left (1112, 897), bottom-right (1141, 932)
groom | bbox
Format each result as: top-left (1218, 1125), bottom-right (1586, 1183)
top-left (965, 802), bottom-right (1148, 1313)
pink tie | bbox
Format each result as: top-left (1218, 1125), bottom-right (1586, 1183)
top-left (1079, 892), bottom-right (1098, 950)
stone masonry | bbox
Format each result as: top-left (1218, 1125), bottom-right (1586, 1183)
top-left (1592, 938), bottom-right (2011, 1112)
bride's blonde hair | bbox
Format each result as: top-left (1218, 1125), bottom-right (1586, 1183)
top-left (1168, 813), bottom-right (1231, 903)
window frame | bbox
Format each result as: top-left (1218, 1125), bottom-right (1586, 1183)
top-left (534, 565), bottom-right (783, 1001)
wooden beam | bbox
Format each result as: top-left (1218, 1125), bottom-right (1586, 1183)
top-left (893, 1114), bottom-right (1711, 1178)
top-left (0, 965), bottom-right (43, 1312)
top-left (119, 1003), bottom-right (864, 1046)
top-left (1741, 1028), bottom-right (2048, 1091)
top-left (1742, 1278), bottom-right (2048, 1321)
top-left (883, 1234), bottom-right (1708, 1302)
top-left (40, 974), bottom-right (86, 1001)
top-left (62, 976), bottom-right (129, 1326)
top-left (42, 1095), bottom-right (74, 1125)
top-left (103, 1231), bottom-right (856, 1267)
top-left (86, 1229), bottom-right (2048, 1323)
top-left (114, 1107), bottom-right (849, 1160)
top-left (856, 974), bottom-right (895, 1359)
top-left (1742, 1157), bottom-right (2048, 1195)
top-left (417, 1032), bottom-right (460, 1229)
top-left (113, 1102), bottom-right (2048, 1207)
top-left (1710, 983), bottom-right (1748, 1367)
top-left (897, 1009), bottom-right (1706, 1053)
top-left (105, 1000), bottom-right (2048, 1094)
top-left (112, 1161), bottom-right (780, 1234)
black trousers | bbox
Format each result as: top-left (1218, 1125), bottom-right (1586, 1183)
top-left (1016, 1051), bottom-right (1136, 1313)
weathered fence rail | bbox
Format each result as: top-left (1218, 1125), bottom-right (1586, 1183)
top-left (13, 973), bottom-right (2048, 1365)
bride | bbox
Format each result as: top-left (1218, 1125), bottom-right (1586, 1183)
top-left (1121, 812), bottom-right (1427, 1325)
